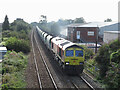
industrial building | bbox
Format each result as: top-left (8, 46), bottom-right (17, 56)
top-left (67, 22), bottom-right (118, 44)
top-left (104, 31), bottom-right (120, 43)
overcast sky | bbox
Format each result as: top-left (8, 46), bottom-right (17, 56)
top-left (0, 0), bottom-right (119, 23)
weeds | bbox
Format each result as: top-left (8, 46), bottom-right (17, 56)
top-left (2, 51), bottom-right (28, 89)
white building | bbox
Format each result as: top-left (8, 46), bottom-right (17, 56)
top-left (104, 31), bottom-right (120, 43)
top-left (0, 47), bottom-right (7, 62)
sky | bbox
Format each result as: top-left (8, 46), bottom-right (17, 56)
top-left (0, 0), bottom-right (119, 23)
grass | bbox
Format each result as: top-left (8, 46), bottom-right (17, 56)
top-left (2, 51), bottom-right (28, 89)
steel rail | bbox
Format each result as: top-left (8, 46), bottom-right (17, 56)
top-left (34, 30), bottom-right (58, 90)
top-left (83, 71), bottom-right (94, 80)
top-left (70, 81), bottom-right (79, 90)
top-left (80, 76), bottom-right (95, 90)
top-left (31, 30), bottom-right (42, 89)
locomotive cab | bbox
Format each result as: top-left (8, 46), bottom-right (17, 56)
top-left (63, 45), bottom-right (85, 75)
top-left (65, 48), bottom-right (84, 65)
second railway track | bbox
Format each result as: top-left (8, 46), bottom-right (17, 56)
top-left (31, 29), bottom-right (58, 89)
top-left (68, 75), bottom-right (95, 90)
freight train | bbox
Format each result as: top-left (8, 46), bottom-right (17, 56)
top-left (36, 26), bottom-right (85, 75)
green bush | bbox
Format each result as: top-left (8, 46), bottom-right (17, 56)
top-left (95, 44), bottom-right (111, 78)
top-left (5, 37), bottom-right (30, 53)
top-left (2, 51), bottom-right (27, 74)
top-left (109, 39), bottom-right (120, 52)
top-left (94, 39), bottom-right (120, 88)
top-left (110, 49), bottom-right (120, 63)
top-left (105, 62), bottom-right (120, 88)
top-left (80, 45), bottom-right (95, 60)
top-left (2, 72), bottom-right (26, 89)
top-left (9, 31), bottom-right (29, 40)
top-left (2, 51), bottom-right (27, 88)
top-left (2, 30), bottom-right (29, 40)
top-left (2, 30), bottom-right (11, 37)
top-left (95, 39), bottom-right (120, 78)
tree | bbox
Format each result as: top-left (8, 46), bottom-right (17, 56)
top-left (57, 19), bottom-right (74, 26)
top-left (2, 15), bottom-right (10, 30)
top-left (104, 18), bottom-right (112, 22)
top-left (39, 15), bottom-right (47, 24)
top-left (95, 44), bottom-right (110, 78)
top-left (74, 17), bottom-right (85, 23)
top-left (95, 39), bottom-right (120, 78)
top-left (5, 37), bottom-right (30, 53)
top-left (10, 18), bottom-right (31, 33)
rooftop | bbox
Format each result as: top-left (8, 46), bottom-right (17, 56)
top-left (68, 22), bottom-right (118, 28)
top-left (104, 31), bottom-right (120, 34)
top-left (0, 47), bottom-right (7, 51)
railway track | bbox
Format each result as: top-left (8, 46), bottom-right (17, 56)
top-left (82, 71), bottom-right (102, 89)
top-left (68, 76), bottom-right (95, 90)
top-left (31, 28), bottom-right (98, 89)
top-left (31, 30), bottom-right (42, 88)
top-left (31, 29), bottom-right (58, 89)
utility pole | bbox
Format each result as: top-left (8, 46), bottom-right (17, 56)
top-left (95, 26), bottom-right (99, 53)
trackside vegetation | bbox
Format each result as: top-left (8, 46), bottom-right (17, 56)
top-left (2, 15), bottom-right (10, 30)
top-left (95, 39), bottom-right (120, 88)
top-left (85, 39), bottom-right (120, 89)
top-left (2, 51), bottom-right (28, 89)
top-left (80, 45), bottom-right (95, 60)
top-left (2, 16), bottom-right (32, 89)
top-left (2, 18), bottom-right (31, 53)
top-left (5, 37), bottom-right (30, 53)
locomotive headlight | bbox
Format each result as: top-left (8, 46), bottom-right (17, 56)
top-left (65, 62), bottom-right (69, 65)
top-left (79, 62), bottom-right (84, 65)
